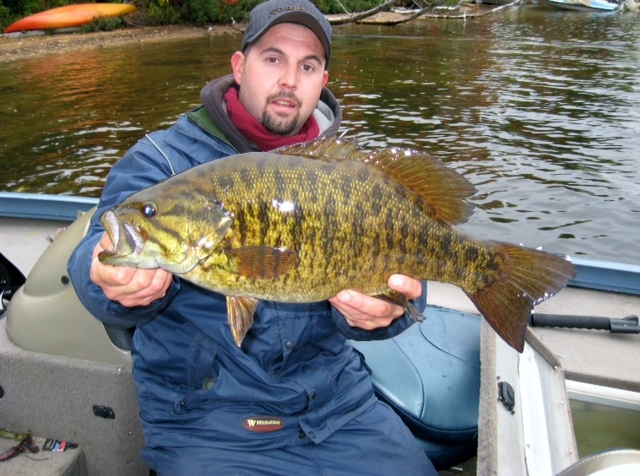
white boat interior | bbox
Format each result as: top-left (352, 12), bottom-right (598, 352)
top-left (1, 192), bottom-right (639, 475)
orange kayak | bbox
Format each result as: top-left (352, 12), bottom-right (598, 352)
top-left (4, 3), bottom-right (137, 34)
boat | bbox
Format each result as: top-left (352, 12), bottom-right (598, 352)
top-left (3, 3), bottom-right (137, 34)
top-left (479, 0), bottom-right (521, 6)
top-left (539, 0), bottom-right (621, 12)
top-left (1, 191), bottom-right (639, 474)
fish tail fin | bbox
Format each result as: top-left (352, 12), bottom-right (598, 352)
top-left (465, 244), bottom-right (576, 352)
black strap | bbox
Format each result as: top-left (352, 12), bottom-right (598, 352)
top-left (0, 252), bottom-right (26, 315)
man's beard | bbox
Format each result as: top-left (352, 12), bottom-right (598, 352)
top-left (262, 93), bottom-right (301, 136)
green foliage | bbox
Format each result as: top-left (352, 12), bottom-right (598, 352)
top-left (5, 0), bottom-right (71, 17)
top-left (1, 0), bottom-right (420, 32)
top-left (79, 15), bottom-right (127, 32)
top-left (143, 0), bottom-right (181, 25)
top-left (137, 0), bottom-right (261, 25)
top-left (0, 4), bottom-right (15, 29)
top-left (181, 0), bottom-right (261, 24)
top-left (315, 0), bottom-right (384, 15)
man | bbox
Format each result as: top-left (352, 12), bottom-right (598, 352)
top-left (68, 0), bottom-right (437, 474)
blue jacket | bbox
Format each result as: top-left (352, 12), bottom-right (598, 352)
top-left (68, 77), bottom-right (424, 451)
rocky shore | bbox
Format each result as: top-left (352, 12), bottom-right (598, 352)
top-left (0, 24), bottom-right (242, 63)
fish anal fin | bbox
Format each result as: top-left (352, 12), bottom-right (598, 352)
top-left (372, 289), bottom-right (425, 322)
top-left (466, 244), bottom-right (576, 352)
top-left (226, 296), bottom-right (259, 346)
top-left (225, 246), bottom-right (297, 279)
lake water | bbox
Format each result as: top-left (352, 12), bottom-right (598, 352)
top-left (1, 5), bottom-right (639, 264)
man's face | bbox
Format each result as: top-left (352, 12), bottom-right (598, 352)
top-left (231, 23), bottom-right (329, 136)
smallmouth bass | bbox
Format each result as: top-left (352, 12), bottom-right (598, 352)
top-left (98, 136), bottom-right (576, 351)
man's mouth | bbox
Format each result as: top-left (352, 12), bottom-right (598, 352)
top-left (269, 93), bottom-right (300, 112)
top-left (273, 98), bottom-right (296, 108)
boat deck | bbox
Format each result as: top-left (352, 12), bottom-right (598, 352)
top-left (1, 217), bottom-right (67, 276)
top-left (428, 281), bottom-right (640, 393)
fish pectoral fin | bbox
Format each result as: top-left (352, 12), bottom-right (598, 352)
top-left (226, 296), bottom-right (259, 346)
top-left (225, 246), bottom-right (297, 280)
top-left (372, 289), bottom-right (425, 322)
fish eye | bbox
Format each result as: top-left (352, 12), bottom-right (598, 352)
top-left (142, 203), bottom-right (157, 218)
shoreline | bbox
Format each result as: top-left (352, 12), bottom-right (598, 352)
top-left (0, 8), bottom-right (492, 63)
top-left (0, 24), bottom-right (243, 63)
top-left (0, 11), bottom-right (463, 63)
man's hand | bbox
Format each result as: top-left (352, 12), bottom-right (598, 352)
top-left (90, 233), bottom-right (173, 307)
top-left (329, 275), bottom-right (422, 331)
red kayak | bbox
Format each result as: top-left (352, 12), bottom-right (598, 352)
top-left (4, 3), bottom-right (137, 34)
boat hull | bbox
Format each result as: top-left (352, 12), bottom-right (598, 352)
top-left (539, 0), bottom-right (620, 11)
top-left (2, 192), bottom-right (640, 474)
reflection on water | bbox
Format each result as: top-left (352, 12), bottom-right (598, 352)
top-left (1, 7), bottom-right (639, 264)
top-left (0, 35), bottom-right (233, 196)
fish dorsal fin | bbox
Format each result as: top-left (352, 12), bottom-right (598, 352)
top-left (275, 135), bottom-right (362, 162)
top-left (275, 136), bottom-right (477, 225)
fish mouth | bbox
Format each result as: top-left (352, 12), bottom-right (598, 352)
top-left (100, 210), bottom-right (145, 260)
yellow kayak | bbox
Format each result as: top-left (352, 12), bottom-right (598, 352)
top-left (4, 3), bottom-right (137, 34)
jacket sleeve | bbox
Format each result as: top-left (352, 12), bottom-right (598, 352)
top-left (331, 281), bottom-right (428, 341)
top-left (67, 131), bottom-right (190, 328)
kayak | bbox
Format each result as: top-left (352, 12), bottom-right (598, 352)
top-left (4, 3), bottom-right (137, 34)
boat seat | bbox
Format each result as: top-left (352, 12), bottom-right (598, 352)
top-left (6, 208), bottom-right (133, 365)
top-left (349, 306), bottom-right (480, 468)
top-left (351, 306), bottom-right (480, 443)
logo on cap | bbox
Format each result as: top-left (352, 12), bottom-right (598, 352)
top-left (268, 6), bottom-right (307, 17)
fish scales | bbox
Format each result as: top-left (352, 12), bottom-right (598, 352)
top-left (99, 136), bottom-right (576, 351)
top-left (186, 153), bottom-right (437, 300)
top-left (131, 153), bottom-right (451, 296)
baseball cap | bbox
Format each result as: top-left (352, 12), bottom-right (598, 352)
top-left (241, 0), bottom-right (332, 65)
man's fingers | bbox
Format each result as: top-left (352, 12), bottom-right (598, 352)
top-left (388, 274), bottom-right (422, 300)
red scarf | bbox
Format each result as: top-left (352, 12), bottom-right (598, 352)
top-left (224, 87), bottom-right (319, 152)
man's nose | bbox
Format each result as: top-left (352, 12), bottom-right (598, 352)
top-left (278, 64), bottom-right (298, 89)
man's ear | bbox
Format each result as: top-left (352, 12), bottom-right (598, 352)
top-left (231, 51), bottom-right (245, 85)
